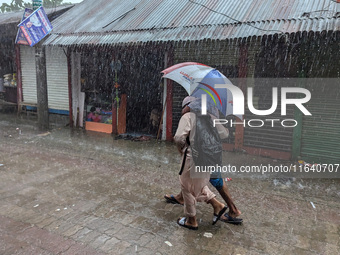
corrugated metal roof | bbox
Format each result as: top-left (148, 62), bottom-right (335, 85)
top-left (44, 0), bottom-right (340, 46)
top-left (0, 5), bottom-right (75, 25)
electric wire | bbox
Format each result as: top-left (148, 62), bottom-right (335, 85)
top-left (188, 0), bottom-right (339, 34)
top-left (188, 0), bottom-right (284, 34)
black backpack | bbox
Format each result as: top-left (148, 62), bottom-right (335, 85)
top-left (178, 113), bottom-right (223, 176)
top-left (192, 114), bottom-right (223, 170)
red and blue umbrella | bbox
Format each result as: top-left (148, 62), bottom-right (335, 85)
top-left (162, 62), bottom-right (233, 116)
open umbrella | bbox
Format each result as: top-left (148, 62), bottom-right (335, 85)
top-left (161, 62), bottom-right (236, 117)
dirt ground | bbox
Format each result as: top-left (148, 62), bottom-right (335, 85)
top-left (0, 112), bottom-right (339, 255)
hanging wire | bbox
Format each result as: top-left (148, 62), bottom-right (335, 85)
top-left (302, 0), bottom-right (336, 15)
top-left (188, 0), bottom-right (284, 34)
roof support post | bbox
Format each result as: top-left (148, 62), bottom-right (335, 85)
top-left (166, 79), bottom-right (173, 141)
top-left (15, 45), bottom-right (23, 108)
top-left (235, 42), bottom-right (248, 150)
top-left (162, 47), bottom-right (174, 141)
top-left (162, 53), bottom-right (167, 141)
top-left (35, 42), bottom-right (49, 131)
top-left (67, 48), bottom-right (73, 127)
top-left (291, 71), bottom-right (306, 160)
top-left (70, 51), bottom-right (82, 128)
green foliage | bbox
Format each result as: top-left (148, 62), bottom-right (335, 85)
top-left (0, 0), bottom-right (69, 13)
top-left (0, 0), bottom-right (26, 13)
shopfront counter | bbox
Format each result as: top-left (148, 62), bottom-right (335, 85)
top-left (85, 121), bottom-right (112, 134)
top-left (85, 94), bottom-right (126, 134)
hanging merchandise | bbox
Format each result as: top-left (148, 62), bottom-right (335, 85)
top-left (3, 74), bottom-right (13, 87)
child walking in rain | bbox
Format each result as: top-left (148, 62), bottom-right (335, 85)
top-left (174, 96), bottom-right (227, 230)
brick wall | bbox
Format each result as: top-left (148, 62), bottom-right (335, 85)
top-left (171, 39), bottom-right (261, 135)
top-left (171, 83), bottom-right (187, 135)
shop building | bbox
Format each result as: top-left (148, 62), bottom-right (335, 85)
top-left (41, 0), bottom-right (340, 163)
top-left (0, 5), bottom-right (73, 113)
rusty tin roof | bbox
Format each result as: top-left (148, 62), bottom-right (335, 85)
top-left (43, 0), bottom-right (340, 46)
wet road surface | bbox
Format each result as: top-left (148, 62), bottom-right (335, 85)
top-left (0, 113), bottom-right (339, 254)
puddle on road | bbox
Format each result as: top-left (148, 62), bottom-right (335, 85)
top-left (1, 112), bottom-right (339, 254)
top-left (1, 112), bottom-right (339, 204)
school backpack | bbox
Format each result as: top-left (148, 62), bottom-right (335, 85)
top-left (191, 114), bottom-right (223, 173)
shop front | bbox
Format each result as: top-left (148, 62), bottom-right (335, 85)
top-left (77, 45), bottom-right (164, 136)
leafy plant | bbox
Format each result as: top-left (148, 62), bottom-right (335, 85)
top-left (1, 0), bottom-right (70, 13)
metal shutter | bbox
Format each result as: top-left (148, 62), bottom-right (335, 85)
top-left (300, 81), bottom-right (340, 164)
top-left (20, 45), bottom-right (37, 104)
top-left (243, 81), bottom-right (294, 152)
top-left (46, 46), bottom-right (69, 111)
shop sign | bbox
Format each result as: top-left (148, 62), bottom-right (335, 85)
top-left (17, 7), bottom-right (53, 47)
top-left (33, 0), bottom-right (43, 10)
top-left (15, 8), bottom-right (34, 46)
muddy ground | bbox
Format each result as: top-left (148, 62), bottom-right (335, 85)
top-left (0, 112), bottom-right (339, 255)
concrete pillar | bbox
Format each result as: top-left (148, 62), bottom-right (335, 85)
top-left (35, 43), bottom-right (49, 131)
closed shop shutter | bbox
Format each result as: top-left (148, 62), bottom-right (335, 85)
top-left (20, 46), bottom-right (37, 104)
top-left (46, 46), bottom-right (69, 111)
top-left (243, 81), bottom-right (294, 153)
top-left (244, 110), bottom-right (294, 152)
top-left (300, 81), bottom-right (340, 164)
